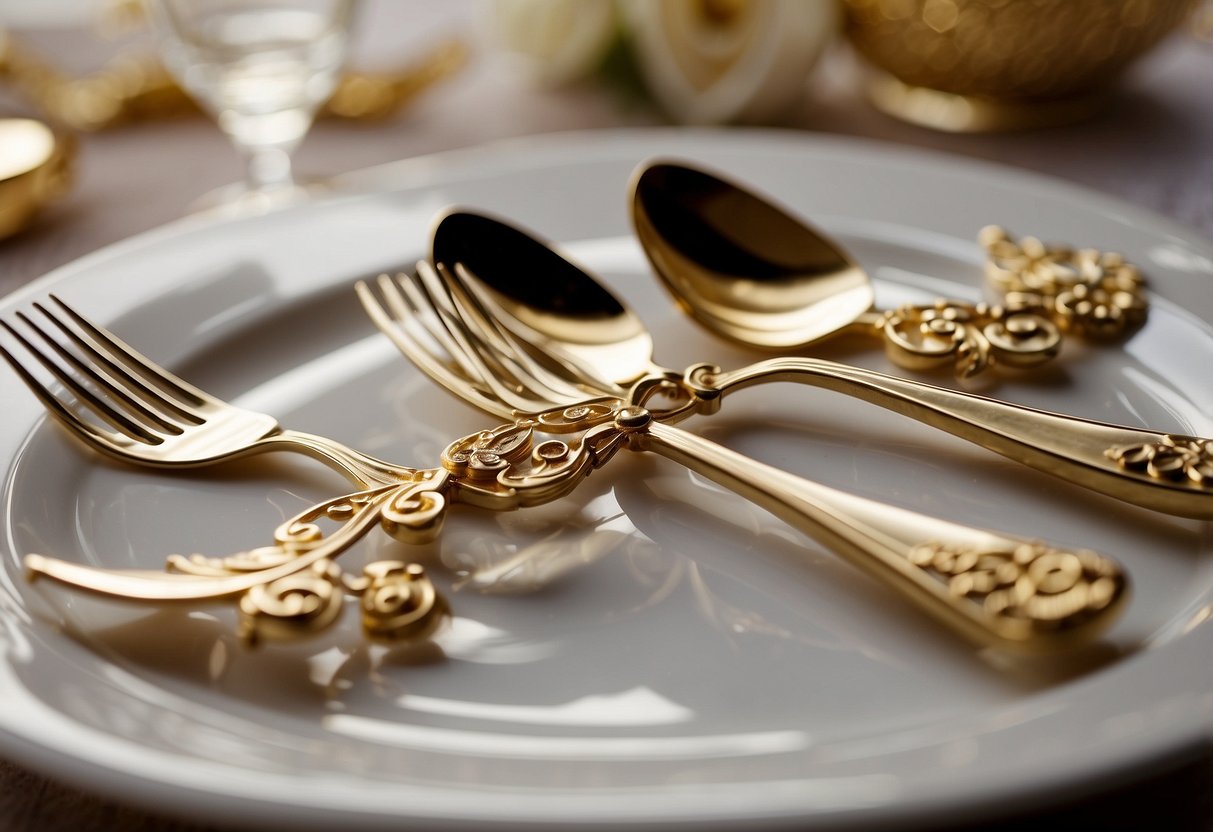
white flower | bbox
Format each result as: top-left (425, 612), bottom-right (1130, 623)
top-left (622, 0), bottom-right (839, 124)
top-left (484, 0), bottom-right (618, 87)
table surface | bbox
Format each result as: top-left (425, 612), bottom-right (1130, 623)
top-left (3, 2), bottom-right (1213, 830)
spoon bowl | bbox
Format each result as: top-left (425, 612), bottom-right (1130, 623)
top-left (431, 209), bottom-right (653, 386)
top-left (630, 160), bottom-right (874, 350)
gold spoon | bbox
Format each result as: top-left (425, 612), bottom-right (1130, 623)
top-left (431, 210), bottom-right (1213, 520)
top-left (630, 160), bottom-right (1145, 379)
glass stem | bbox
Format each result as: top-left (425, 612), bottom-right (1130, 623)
top-left (243, 146), bottom-right (295, 192)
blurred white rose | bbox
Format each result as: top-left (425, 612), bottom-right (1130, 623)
top-left (484, 0), bottom-right (618, 86)
top-left (622, 0), bottom-right (839, 124)
top-left (485, 0), bottom-right (840, 123)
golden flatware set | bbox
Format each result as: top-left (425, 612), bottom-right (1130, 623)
top-left (3, 160), bottom-right (1203, 656)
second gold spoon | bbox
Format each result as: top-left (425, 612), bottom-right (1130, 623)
top-left (630, 160), bottom-right (1146, 379)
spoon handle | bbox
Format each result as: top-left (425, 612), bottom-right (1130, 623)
top-left (693, 358), bottom-right (1213, 519)
top-left (630, 420), bottom-right (1127, 653)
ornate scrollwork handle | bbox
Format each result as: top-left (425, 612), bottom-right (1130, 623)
top-left (875, 300), bottom-right (1062, 379)
top-left (25, 474), bottom-right (453, 645)
top-left (22, 411), bottom-right (623, 646)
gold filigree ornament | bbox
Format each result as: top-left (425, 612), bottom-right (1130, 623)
top-left (23, 404), bottom-right (647, 646)
top-left (909, 541), bottom-right (1126, 642)
top-left (1106, 435), bottom-right (1213, 486)
top-left (872, 227), bottom-right (1148, 378)
top-left (876, 298), bottom-right (1061, 379)
top-left (981, 226), bottom-right (1148, 340)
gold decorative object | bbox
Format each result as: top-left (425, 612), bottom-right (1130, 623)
top-left (981, 226), bottom-right (1148, 340)
top-left (908, 542), bottom-right (1123, 638)
top-left (352, 261), bottom-right (1130, 652)
top-left (0, 29), bottom-right (465, 132)
top-left (874, 297), bottom-right (1060, 378)
top-left (0, 296), bottom-right (678, 646)
top-left (324, 40), bottom-right (467, 122)
top-left (3, 209), bottom-right (1198, 653)
top-left (843, 0), bottom-right (1198, 131)
top-left (879, 224), bottom-right (1151, 376)
top-left (629, 162), bottom-right (1147, 379)
top-left (0, 118), bottom-right (72, 239)
top-left (1107, 435), bottom-right (1213, 485)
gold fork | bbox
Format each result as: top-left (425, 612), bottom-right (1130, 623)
top-left (2, 296), bottom-right (450, 644)
top-left (0, 296), bottom-right (410, 489)
top-left (357, 262), bottom-right (1130, 654)
top-left (3, 295), bottom-right (686, 643)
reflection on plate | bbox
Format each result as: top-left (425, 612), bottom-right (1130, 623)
top-left (2, 130), bottom-right (1213, 830)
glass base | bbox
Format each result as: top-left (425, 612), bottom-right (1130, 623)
top-left (190, 177), bottom-right (333, 217)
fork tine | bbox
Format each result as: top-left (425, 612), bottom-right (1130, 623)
top-left (355, 275), bottom-right (515, 421)
top-left (368, 270), bottom-right (480, 388)
top-left (435, 265), bottom-right (589, 405)
top-left (413, 265), bottom-right (560, 412)
top-left (47, 295), bottom-right (211, 413)
top-left (0, 319), bottom-right (163, 443)
top-left (403, 263), bottom-right (497, 386)
top-left (17, 309), bottom-right (189, 435)
top-left (0, 340), bottom-right (151, 459)
top-left (34, 301), bottom-right (203, 427)
top-left (444, 262), bottom-right (620, 400)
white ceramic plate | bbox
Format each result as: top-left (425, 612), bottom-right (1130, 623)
top-left (2, 130), bottom-right (1213, 830)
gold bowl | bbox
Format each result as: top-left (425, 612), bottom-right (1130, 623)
top-left (0, 118), bottom-right (72, 240)
top-left (843, 0), bottom-right (1198, 131)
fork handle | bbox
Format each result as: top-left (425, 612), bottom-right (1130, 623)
top-left (692, 358), bottom-right (1213, 520)
top-left (628, 420), bottom-right (1127, 653)
top-left (260, 430), bottom-right (417, 487)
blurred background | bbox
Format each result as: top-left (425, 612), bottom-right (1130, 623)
top-left (1, 0), bottom-right (1211, 298)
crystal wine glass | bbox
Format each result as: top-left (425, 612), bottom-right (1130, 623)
top-left (147, 0), bottom-right (356, 210)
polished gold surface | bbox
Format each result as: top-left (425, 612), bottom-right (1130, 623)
top-left (0, 118), bottom-right (72, 240)
top-left (356, 249), bottom-right (1128, 652)
top-left (437, 209), bottom-right (1212, 519)
top-left (908, 542), bottom-right (1123, 639)
top-left (631, 161), bottom-right (1144, 378)
top-left (843, 0), bottom-right (1197, 131)
top-left (630, 161), bottom-right (874, 351)
top-left (1108, 434), bottom-right (1213, 484)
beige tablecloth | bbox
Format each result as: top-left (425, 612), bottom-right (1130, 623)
top-left (2, 3), bottom-right (1213, 829)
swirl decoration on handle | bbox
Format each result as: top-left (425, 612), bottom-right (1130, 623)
top-left (909, 541), bottom-right (1126, 639)
top-left (355, 560), bottom-right (448, 642)
top-left (164, 478), bottom-right (452, 645)
top-left (877, 299), bottom-right (1062, 379)
top-left (1106, 434), bottom-right (1213, 486)
top-left (25, 404), bottom-right (637, 646)
top-left (873, 227), bottom-right (1148, 378)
